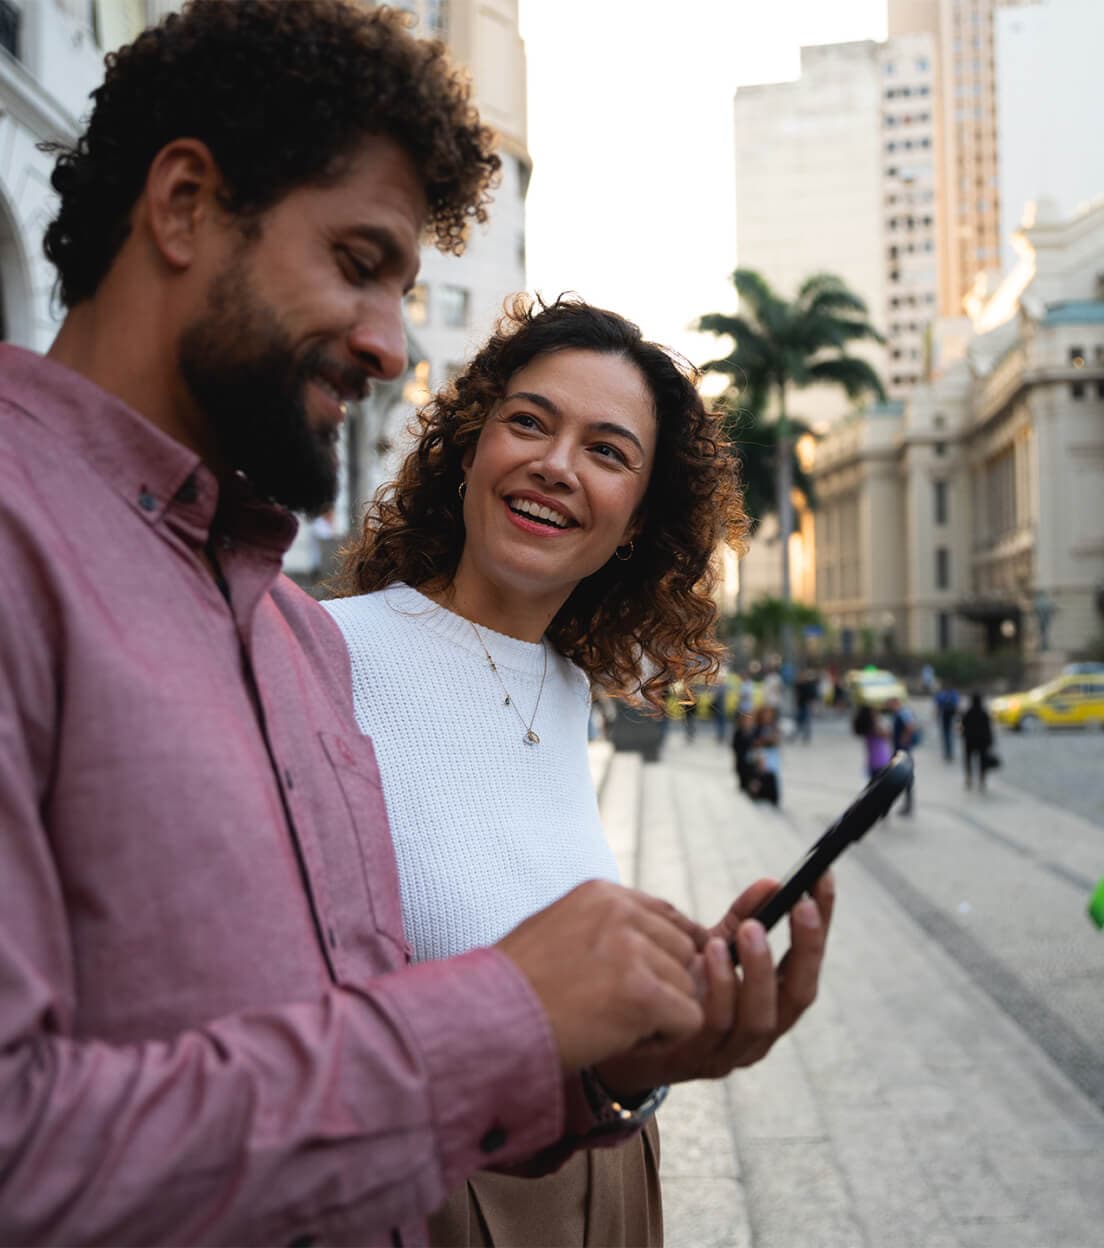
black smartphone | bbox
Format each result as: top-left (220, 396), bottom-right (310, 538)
top-left (730, 750), bottom-right (913, 964)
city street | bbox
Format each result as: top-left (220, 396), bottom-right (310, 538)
top-left (595, 711), bottom-right (1104, 1248)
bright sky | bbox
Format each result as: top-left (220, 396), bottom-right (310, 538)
top-left (517, 0), bottom-right (887, 373)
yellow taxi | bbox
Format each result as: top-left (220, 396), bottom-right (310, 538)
top-left (844, 667), bottom-right (907, 709)
top-left (991, 673), bottom-right (1104, 732)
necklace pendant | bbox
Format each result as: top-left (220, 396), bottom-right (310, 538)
top-left (504, 695), bottom-right (511, 706)
top-left (524, 729), bottom-right (540, 745)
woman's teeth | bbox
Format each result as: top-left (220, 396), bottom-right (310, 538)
top-left (508, 497), bottom-right (570, 528)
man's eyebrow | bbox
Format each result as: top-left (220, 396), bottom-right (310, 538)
top-left (503, 392), bottom-right (646, 457)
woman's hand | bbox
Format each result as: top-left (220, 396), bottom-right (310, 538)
top-left (592, 873), bottom-right (833, 1096)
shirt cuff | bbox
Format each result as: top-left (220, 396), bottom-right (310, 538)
top-left (371, 946), bottom-right (564, 1193)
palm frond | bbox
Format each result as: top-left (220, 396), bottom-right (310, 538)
top-left (807, 356), bottom-right (888, 403)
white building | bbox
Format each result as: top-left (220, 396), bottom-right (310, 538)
top-left (733, 42), bottom-right (887, 431)
top-left (812, 199), bottom-right (1104, 669)
top-left (0, 1), bottom-right (108, 351)
top-left (995, 0), bottom-right (1104, 275)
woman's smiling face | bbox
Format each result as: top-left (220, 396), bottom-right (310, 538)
top-left (454, 347), bottom-right (658, 615)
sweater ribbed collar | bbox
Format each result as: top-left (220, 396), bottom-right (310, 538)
top-left (382, 584), bottom-right (550, 678)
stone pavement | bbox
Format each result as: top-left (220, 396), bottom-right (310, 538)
top-left (590, 727), bottom-right (1104, 1248)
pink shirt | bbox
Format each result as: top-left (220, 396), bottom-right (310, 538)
top-left (0, 345), bottom-right (580, 1245)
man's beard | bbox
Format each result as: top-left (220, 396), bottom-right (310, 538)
top-left (178, 256), bottom-right (347, 517)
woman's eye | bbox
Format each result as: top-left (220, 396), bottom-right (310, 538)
top-left (509, 412), bottom-right (542, 431)
top-left (592, 443), bottom-right (627, 464)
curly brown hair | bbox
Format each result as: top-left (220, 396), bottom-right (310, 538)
top-left (333, 296), bottom-right (748, 707)
top-left (42, 0), bottom-right (500, 307)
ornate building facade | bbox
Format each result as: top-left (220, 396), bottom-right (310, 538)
top-left (812, 199), bottom-right (1104, 668)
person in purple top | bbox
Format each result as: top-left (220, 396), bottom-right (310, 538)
top-left (0, 3), bottom-right (832, 1244)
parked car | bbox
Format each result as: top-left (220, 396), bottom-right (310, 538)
top-left (844, 667), bottom-right (907, 709)
top-left (990, 673), bottom-right (1104, 732)
top-left (1062, 661), bottom-right (1104, 676)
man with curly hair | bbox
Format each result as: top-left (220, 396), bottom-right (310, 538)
top-left (0, 3), bottom-right (770, 1243)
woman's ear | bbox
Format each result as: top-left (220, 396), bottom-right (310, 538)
top-left (461, 445), bottom-right (475, 473)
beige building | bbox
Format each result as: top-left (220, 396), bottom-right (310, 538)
top-left (812, 199), bottom-right (1104, 666)
top-left (888, 0), bottom-right (1030, 316)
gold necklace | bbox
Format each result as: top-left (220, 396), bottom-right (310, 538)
top-left (467, 620), bottom-right (548, 746)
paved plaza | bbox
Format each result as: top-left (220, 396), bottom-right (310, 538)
top-left (592, 715), bottom-right (1104, 1248)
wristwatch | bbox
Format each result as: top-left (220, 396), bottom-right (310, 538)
top-left (580, 1068), bottom-right (669, 1135)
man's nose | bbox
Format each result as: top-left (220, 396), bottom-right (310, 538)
top-left (347, 299), bottom-right (407, 382)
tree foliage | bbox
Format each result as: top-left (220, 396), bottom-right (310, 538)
top-left (698, 269), bottom-right (887, 533)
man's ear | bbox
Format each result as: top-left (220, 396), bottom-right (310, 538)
top-left (141, 139), bottom-right (224, 273)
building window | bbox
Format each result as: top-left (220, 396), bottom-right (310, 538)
top-left (405, 283), bottom-right (430, 327)
top-left (438, 285), bottom-right (470, 328)
top-left (1096, 381), bottom-right (1104, 400)
top-left (1070, 346), bottom-right (1086, 368)
top-left (935, 547), bottom-right (950, 590)
top-left (934, 479), bottom-right (948, 525)
top-left (934, 440), bottom-right (946, 457)
top-left (1072, 381), bottom-right (1086, 399)
top-left (937, 611), bottom-right (951, 652)
top-left (0, 0), bottom-right (20, 59)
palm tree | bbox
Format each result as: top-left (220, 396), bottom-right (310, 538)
top-left (698, 270), bottom-right (887, 661)
top-left (717, 395), bottom-right (815, 539)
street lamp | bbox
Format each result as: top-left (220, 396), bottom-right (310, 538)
top-left (1032, 590), bottom-right (1056, 652)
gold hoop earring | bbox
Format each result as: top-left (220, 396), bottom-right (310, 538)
top-left (614, 541), bottom-right (634, 562)
top-left (457, 481), bottom-right (467, 501)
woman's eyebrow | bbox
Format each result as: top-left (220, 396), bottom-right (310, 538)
top-left (503, 390), bottom-right (560, 416)
top-left (587, 420), bottom-right (645, 457)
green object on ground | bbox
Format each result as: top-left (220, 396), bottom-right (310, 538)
top-left (1089, 877), bottom-right (1104, 930)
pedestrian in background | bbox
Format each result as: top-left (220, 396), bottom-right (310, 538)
top-left (887, 696), bottom-right (917, 815)
top-left (933, 679), bottom-right (960, 762)
top-left (856, 704), bottom-right (893, 781)
top-left (748, 705), bottom-right (782, 806)
top-left (732, 710), bottom-right (757, 794)
top-left (794, 667), bottom-right (819, 744)
top-left (962, 692), bottom-right (995, 791)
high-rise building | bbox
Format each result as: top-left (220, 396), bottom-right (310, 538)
top-left (888, 0), bottom-right (1029, 315)
top-left (878, 34), bottom-right (939, 396)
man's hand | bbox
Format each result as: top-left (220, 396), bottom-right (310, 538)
top-left (496, 880), bottom-right (708, 1072)
top-left (593, 873), bottom-right (834, 1096)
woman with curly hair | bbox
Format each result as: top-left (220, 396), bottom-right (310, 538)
top-left (324, 296), bottom-right (747, 1246)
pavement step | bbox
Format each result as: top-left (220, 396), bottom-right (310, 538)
top-left (601, 734), bottom-right (1104, 1248)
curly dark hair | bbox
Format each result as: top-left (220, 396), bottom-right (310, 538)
top-left (332, 296), bottom-right (748, 707)
top-left (42, 0), bottom-right (500, 307)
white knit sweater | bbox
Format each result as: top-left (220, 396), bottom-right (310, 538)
top-left (322, 584), bottom-right (619, 963)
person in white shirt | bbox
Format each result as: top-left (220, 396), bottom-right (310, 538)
top-left (324, 295), bottom-right (833, 1247)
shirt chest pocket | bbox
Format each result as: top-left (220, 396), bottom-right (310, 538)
top-left (307, 731), bottom-right (408, 976)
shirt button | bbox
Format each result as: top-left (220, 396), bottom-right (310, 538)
top-left (479, 1124), bottom-right (508, 1154)
top-left (137, 489), bottom-right (157, 512)
top-left (221, 535), bottom-right (233, 551)
top-left (286, 1237), bottom-right (316, 1248)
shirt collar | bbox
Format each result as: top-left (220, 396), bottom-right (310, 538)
top-left (0, 344), bottom-right (298, 554)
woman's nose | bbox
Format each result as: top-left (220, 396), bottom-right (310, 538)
top-left (530, 439), bottom-right (578, 488)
